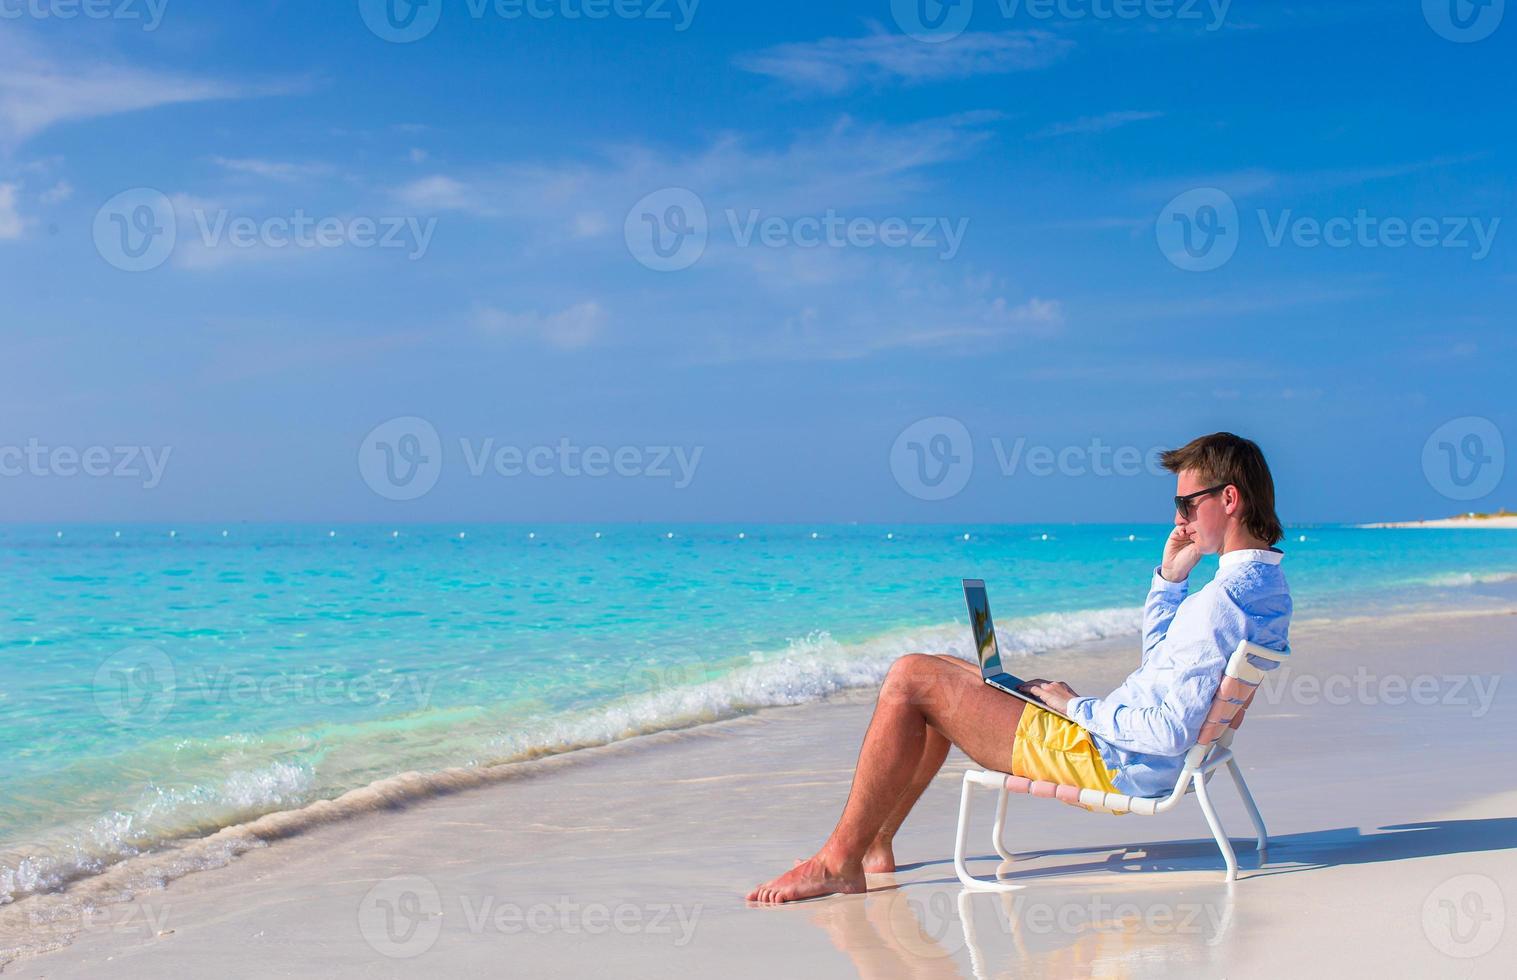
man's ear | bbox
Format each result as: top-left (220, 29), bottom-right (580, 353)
top-left (1224, 485), bottom-right (1242, 516)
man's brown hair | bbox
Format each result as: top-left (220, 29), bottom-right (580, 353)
top-left (1160, 432), bottom-right (1284, 545)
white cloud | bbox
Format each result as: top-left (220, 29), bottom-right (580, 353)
top-left (392, 113), bottom-right (1002, 229)
top-left (393, 175), bottom-right (478, 212)
top-left (1034, 110), bottom-right (1163, 139)
top-left (473, 301), bottom-right (606, 350)
top-left (735, 29), bottom-right (1073, 95)
top-left (0, 183), bottom-right (22, 239)
top-left (400, 114), bottom-right (1060, 363)
top-left (1139, 155), bottom-right (1482, 201)
top-left (679, 248), bottom-right (1065, 364)
top-left (210, 157), bottom-right (335, 182)
top-left (40, 179), bottom-right (73, 204)
top-left (572, 211), bottom-right (607, 238)
top-left (773, 295), bottom-right (1061, 362)
top-left (0, 31), bottom-right (294, 149)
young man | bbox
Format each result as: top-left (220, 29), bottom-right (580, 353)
top-left (747, 432), bottom-right (1292, 904)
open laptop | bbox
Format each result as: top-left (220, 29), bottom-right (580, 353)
top-left (962, 578), bottom-right (1074, 722)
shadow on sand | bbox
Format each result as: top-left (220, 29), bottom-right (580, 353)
top-left (914, 816), bottom-right (1517, 884)
top-left (798, 820), bottom-right (1517, 979)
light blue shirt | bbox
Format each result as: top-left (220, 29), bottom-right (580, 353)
top-left (1067, 549), bottom-right (1292, 798)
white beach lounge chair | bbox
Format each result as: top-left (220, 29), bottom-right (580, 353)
top-left (953, 638), bottom-right (1288, 890)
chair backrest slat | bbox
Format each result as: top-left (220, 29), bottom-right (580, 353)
top-left (1195, 639), bottom-right (1288, 746)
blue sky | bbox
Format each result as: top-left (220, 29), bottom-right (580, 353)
top-left (1, 0), bottom-right (1512, 524)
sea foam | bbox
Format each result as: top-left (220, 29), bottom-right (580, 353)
top-left (0, 602), bottom-right (1142, 951)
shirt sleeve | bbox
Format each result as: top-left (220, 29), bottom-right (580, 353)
top-left (1142, 567), bottom-right (1188, 663)
top-left (1069, 584), bottom-right (1247, 757)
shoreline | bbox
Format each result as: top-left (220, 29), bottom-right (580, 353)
top-left (0, 596), bottom-right (1487, 917)
top-left (9, 572), bottom-right (1515, 912)
top-left (1362, 515), bottom-right (1517, 528)
top-left (6, 601), bottom-right (1517, 975)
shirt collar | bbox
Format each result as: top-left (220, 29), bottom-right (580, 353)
top-left (1219, 548), bottom-right (1284, 569)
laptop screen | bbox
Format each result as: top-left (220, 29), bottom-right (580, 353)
top-left (962, 580), bottom-right (1002, 675)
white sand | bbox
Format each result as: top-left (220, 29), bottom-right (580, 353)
top-left (1364, 516), bottom-right (1517, 528)
top-left (6, 609), bottom-right (1516, 978)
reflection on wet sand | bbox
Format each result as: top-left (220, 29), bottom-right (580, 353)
top-left (955, 877), bottom-right (1235, 979)
top-left (807, 876), bottom-right (967, 980)
top-left (802, 869), bottom-right (1237, 979)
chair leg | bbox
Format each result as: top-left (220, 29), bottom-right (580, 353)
top-left (955, 772), bottom-right (1022, 892)
top-left (1193, 772), bottom-right (1238, 882)
top-left (991, 783), bottom-right (1015, 861)
top-left (1226, 759), bottom-right (1268, 865)
top-left (954, 773), bottom-right (978, 889)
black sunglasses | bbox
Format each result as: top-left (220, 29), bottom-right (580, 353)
top-left (1175, 484), bottom-right (1227, 520)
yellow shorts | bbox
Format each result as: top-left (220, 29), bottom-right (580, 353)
top-left (1011, 704), bottom-right (1121, 797)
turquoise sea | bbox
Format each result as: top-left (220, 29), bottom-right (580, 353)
top-left (4, 523), bottom-right (1517, 906)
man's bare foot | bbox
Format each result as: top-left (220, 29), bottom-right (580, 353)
top-left (796, 838), bottom-right (895, 874)
top-left (862, 838), bottom-right (896, 874)
top-left (747, 853), bottom-right (866, 904)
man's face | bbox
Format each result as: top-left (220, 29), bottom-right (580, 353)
top-left (1174, 469), bottom-right (1231, 554)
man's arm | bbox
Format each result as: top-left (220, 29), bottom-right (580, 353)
top-left (1064, 587), bottom-right (1249, 757)
top-left (1142, 569), bottom-right (1187, 662)
top-left (1145, 526), bottom-right (1203, 660)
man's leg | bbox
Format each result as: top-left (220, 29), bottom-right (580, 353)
top-left (863, 655), bottom-right (979, 872)
top-left (747, 653), bottom-right (1023, 903)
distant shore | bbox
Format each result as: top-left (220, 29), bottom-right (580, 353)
top-left (1363, 511), bottom-right (1517, 529)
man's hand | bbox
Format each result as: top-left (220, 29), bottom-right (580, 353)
top-left (1161, 525), bottom-right (1203, 583)
top-left (1019, 679), bottom-right (1079, 715)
